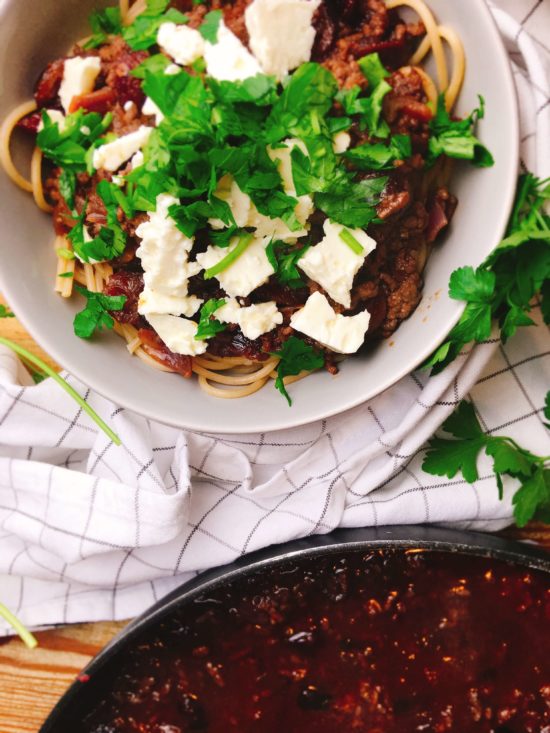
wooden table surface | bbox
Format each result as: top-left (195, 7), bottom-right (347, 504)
top-left (1, 294), bottom-right (549, 733)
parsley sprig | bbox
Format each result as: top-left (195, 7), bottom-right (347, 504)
top-left (423, 400), bottom-right (550, 527)
top-left (73, 286), bottom-right (126, 339)
top-left (426, 173), bottom-right (550, 373)
top-left (271, 336), bottom-right (324, 406)
top-left (195, 298), bottom-right (227, 340)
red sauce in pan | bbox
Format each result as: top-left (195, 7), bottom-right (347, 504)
top-left (80, 549), bottom-right (550, 733)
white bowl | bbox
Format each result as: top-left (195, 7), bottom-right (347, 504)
top-left (0, 0), bottom-right (518, 433)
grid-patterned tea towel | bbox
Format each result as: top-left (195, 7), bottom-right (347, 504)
top-left (0, 0), bottom-right (549, 633)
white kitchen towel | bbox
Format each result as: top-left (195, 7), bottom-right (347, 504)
top-left (0, 1), bottom-right (549, 634)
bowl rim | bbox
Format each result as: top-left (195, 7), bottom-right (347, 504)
top-left (0, 0), bottom-right (520, 434)
top-left (39, 524), bottom-right (549, 732)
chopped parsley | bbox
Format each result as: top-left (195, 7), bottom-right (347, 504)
top-left (338, 229), bottom-right (364, 254)
top-left (428, 94), bottom-right (494, 167)
top-left (265, 240), bottom-right (308, 289)
top-left (0, 304), bottom-right (14, 318)
top-left (37, 109), bottom-right (112, 171)
top-left (83, 6), bottom-right (123, 49)
top-left (423, 400), bottom-right (550, 527)
top-left (344, 134), bottom-right (412, 171)
top-left (271, 336), bottom-right (325, 406)
top-left (204, 232), bottom-right (254, 279)
top-left (195, 298), bottom-right (227, 340)
top-left (198, 10), bottom-right (223, 43)
top-left (73, 286), bottom-right (126, 339)
top-left (122, 0), bottom-right (188, 50)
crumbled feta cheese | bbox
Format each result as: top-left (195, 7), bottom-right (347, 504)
top-left (217, 298), bottom-right (283, 340)
top-left (209, 175), bottom-right (253, 229)
top-left (298, 219), bottom-right (377, 308)
top-left (157, 22), bottom-right (205, 66)
top-left (112, 175), bottom-right (125, 187)
top-left (58, 56), bottom-right (101, 113)
top-left (123, 100), bottom-right (135, 112)
top-left (80, 125), bottom-right (91, 135)
top-left (245, 0), bottom-right (320, 80)
top-left (136, 193), bottom-right (202, 305)
top-left (92, 126), bottom-right (152, 172)
top-left (37, 109), bottom-right (66, 132)
top-left (333, 131), bottom-right (351, 154)
top-left (142, 96), bottom-right (164, 125)
top-left (204, 21), bottom-right (261, 82)
top-left (146, 314), bottom-right (208, 356)
top-left (196, 236), bottom-right (275, 298)
top-left (138, 289), bottom-right (202, 317)
top-left (165, 63), bottom-right (181, 75)
top-left (290, 291), bottom-right (370, 354)
top-left (74, 226), bottom-right (103, 264)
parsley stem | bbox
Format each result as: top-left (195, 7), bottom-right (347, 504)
top-left (204, 232), bottom-right (254, 279)
top-left (0, 337), bottom-right (121, 446)
top-left (338, 229), bottom-right (363, 255)
top-left (0, 603), bottom-right (38, 649)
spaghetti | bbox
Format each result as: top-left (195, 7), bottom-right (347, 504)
top-left (0, 0), bottom-right (469, 400)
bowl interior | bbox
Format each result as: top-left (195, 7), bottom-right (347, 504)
top-left (0, 0), bottom-right (518, 433)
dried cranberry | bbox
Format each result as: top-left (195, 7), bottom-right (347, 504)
top-left (103, 272), bottom-right (143, 325)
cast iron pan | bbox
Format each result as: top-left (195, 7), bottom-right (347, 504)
top-left (40, 524), bottom-right (550, 731)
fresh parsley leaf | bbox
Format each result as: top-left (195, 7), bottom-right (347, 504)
top-left (73, 286), bottom-right (126, 339)
top-left (423, 400), bottom-right (550, 526)
top-left (131, 53), bottom-right (171, 79)
top-left (428, 94), bottom-right (494, 168)
top-left (357, 52), bottom-right (390, 89)
top-left (0, 304), bottom-right (14, 318)
top-left (84, 6), bottom-right (122, 49)
top-left (344, 134), bottom-right (412, 171)
top-left (122, 0), bottom-right (188, 50)
top-left (271, 336), bottom-right (324, 406)
top-left (199, 10), bottom-right (223, 43)
top-left (315, 175), bottom-right (387, 229)
top-left (204, 232), bottom-right (254, 279)
top-left (168, 196), bottom-right (235, 237)
top-left (266, 240), bottom-right (309, 289)
top-left (195, 298), bottom-right (227, 340)
top-left (425, 173), bottom-right (550, 374)
top-left (208, 75), bottom-right (278, 107)
top-left (209, 226), bottom-right (246, 248)
top-left (544, 390), bottom-right (550, 429)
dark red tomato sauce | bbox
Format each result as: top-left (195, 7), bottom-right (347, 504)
top-left (78, 550), bottom-right (550, 733)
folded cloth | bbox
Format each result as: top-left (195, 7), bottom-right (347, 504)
top-left (1, 1), bottom-right (549, 634)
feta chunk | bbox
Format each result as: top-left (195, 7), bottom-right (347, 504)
top-left (333, 131), bottom-right (351, 154)
top-left (157, 22), bottom-right (205, 66)
top-left (136, 193), bottom-right (202, 303)
top-left (204, 21), bottom-right (261, 82)
top-left (209, 175), bottom-right (253, 229)
top-left (165, 63), bottom-right (181, 75)
top-left (290, 291), bottom-right (370, 354)
top-left (245, 0), bottom-right (320, 80)
top-left (217, 299), bottom-right (283, 340)
top-left (196, 236), bottom-right (275, 298)
top-left (58, 56), bottom-right (101, 113)
top-left (138, 289), bottom-right (203, 318)
top-left (92, 126), bottom-right (152, 172)
top-left (146, 314), bottom-right (207, 356)
top-left (142, 96), bottom-right (164, 125)
top-left (298, 219), bottom-right (377, 308)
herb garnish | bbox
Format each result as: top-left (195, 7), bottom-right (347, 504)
top-left (84, 6), bottom-right (123, 49)
top-left (73, 286), bottom-right (126, 339)
top-left (339, 229), bottom-right (364, 255)
top-left (265, 240), bottom-right (308, 289)
top-left (36, 109), bottom-right (112, 170)
top-left (204, 232), bottom-right (254, 279)
top-left (423, 400), bottom-right (550, 527)
top-left (198, 10), bottom-right (223, 43)
top-left (344, 134), bottom-right (412, 171)
top-left (428, 94), bottom-right (494, 167)
top-left (122, 0), bottom-right (188, 51)
top-left (271, 336), bottom-right (325, 406)
top-left (426, 173), bottom-right (550, 373)
top-left (195, 298), bottom-right (227, 340)
top-left (0, 304), bottom-right (15, 318)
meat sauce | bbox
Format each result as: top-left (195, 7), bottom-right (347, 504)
top-left (75, 549), bottom-right (550, 733)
